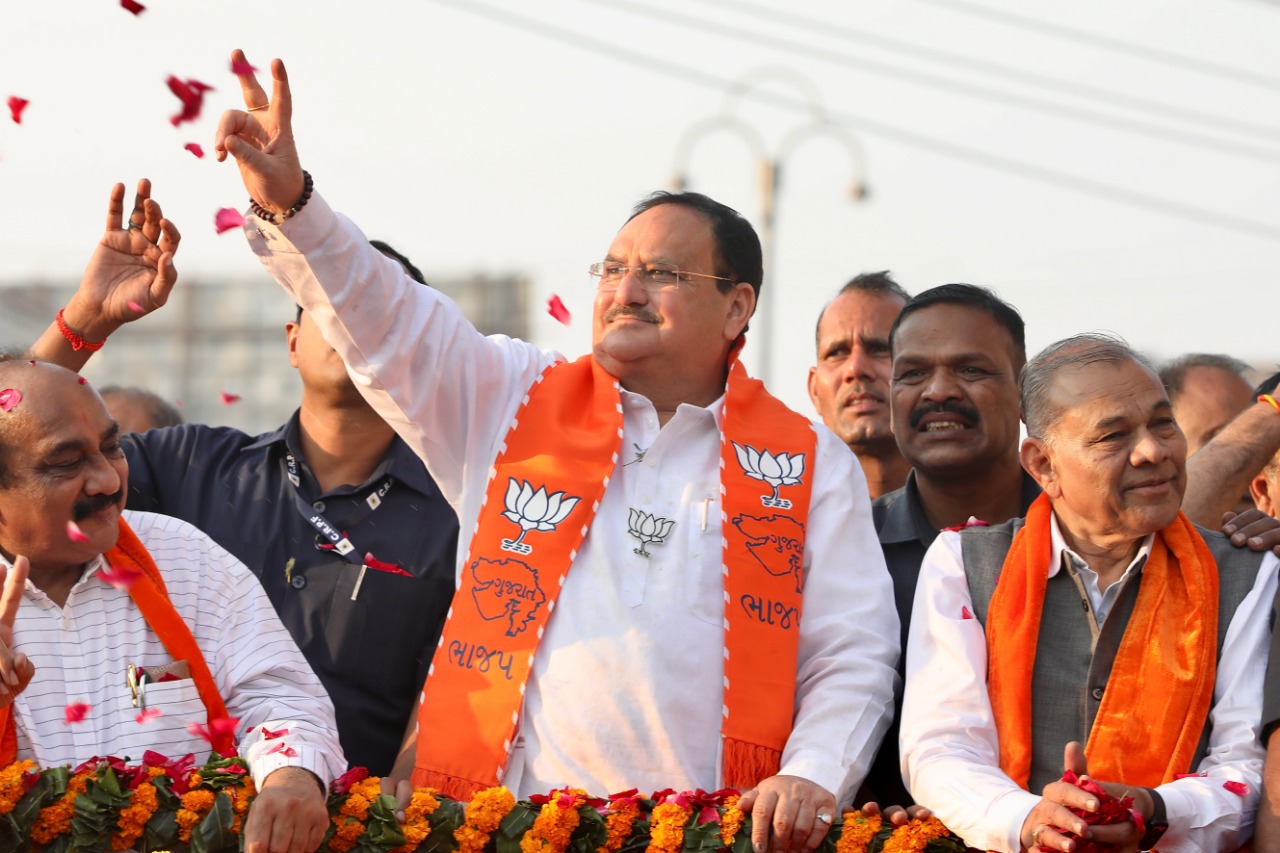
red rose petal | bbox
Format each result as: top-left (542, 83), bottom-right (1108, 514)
top-left (128, 300), bottom-right (144, 314)
top-left (260, 725), bottom-right (288, 740)
top-left (65, 702), bottom-right (90, 724)
top-left (136, 708), bottom-right (163, 724)
top-left (219, 391), bottom-right (241, 405)
top-left (120, 0), bottom-right (145, 14)
top-left (1224, 780), bottom-right (1249, 796)
top-left (77, 376), bottom-right (88, 385)
top-left (97, 564), bottom-right (144, 591)
top-left (6, 97), bottom-right (29, 125)
top-left (187, 716), bottom-right (239, 744)
top-left (960, 605), bottom-right (974, 620)
top-left (0, 389), bottom-right (21, 412)
top-left (547, 294), bottom-right (571, 326)
top-left (214, 207), bottom-right (245, 234)
top-left (265, 741), bottom-right (297, 757)
top-left (230, 58), bottom-right (258, 76)
top-left (166, 76), bottom-right (213, 127)
top-left (184, 142), bottom-right (204, 159)
top-left (66, 520), bottom-right (90, 543)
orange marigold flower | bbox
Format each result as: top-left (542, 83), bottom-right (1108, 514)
top-left (881, 816), bottom-right (951, 853)
top-left (646, 803), bottom-right (692, 853)
top-left (719, 795), bottom-right (745, 847)
top-left (456, 786), bottom-right (517, 853)
top-left (30, 774), bottom-right (89, 845)
top-left (0, 760), bottom-right (35, 816)
top-left (393, 788), bottom-right (443, 853)
top-left (111, 781), bottom-right (160, 851)
top-left (329, 816), bottom-right (366, 853)
top-left (600, 800), bottom-right (641, 853)
top-left (835, 814), bottom-right (881, 853)
top-left (521, 790), bottom-right (585, 853)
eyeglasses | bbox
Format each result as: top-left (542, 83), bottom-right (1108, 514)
top-left (588, 261), bottom-right (737, 292)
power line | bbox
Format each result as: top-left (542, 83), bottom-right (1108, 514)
top-left (576, 0), bottom-right (1280, 164)
top-left (911, 0), bottom-right (1280, 91)
top-left (427, 0), bottom-right (1280, 244)
top-left (684, 0), bottom-right (1280, 144)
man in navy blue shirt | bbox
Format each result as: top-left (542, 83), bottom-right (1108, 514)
top-left (29, 182), bottom-right (458, 774)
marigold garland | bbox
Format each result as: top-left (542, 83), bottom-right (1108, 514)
top-left (0, 758), bottom-right (963, 853)
top-left (647, 801), bottom-right (693, 853)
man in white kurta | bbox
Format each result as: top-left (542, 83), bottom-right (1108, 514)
top-left (214, 50), bottom-right (898, 853)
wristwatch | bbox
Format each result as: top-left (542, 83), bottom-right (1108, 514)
top-left (1138, 788), bottom-right (1168, 851)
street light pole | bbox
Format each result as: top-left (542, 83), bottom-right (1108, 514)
top-left (671, 68), bottom-right (868, 388)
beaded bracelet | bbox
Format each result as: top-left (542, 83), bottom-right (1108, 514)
top-left (1260, 394), bottom-right (1280, 416)
top-left (249, 169), bottom-right (313, 225)
top-left (55, 309), bottom-right (105, 352)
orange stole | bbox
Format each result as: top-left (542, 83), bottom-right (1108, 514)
top-left (414, 349), bottom-right (816, 798)
top-left (0, 517), bottom-right (234, 764)
top-left (985, 494), bottom-right (1218, 789)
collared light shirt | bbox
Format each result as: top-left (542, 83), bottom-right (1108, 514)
top-left (122, 411), bottom-right (458, 774)
top-left (1051, 516), bottom-right (1153, 627)
top-left (900, 518), bottom-right (1274, 853)
top-left (245, 194), bottom-right (901, 802)
top-left (6, 510), bottom-right (347, 789)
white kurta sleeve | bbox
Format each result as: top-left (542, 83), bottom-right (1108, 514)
top-left (243, 194), bottom-right (557, 516)
top-left (779, 426), bottom-right (900, 803)
top-left (899, 531), bottom-right (1039, 853)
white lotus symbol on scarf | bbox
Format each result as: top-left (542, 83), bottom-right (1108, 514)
top-left (732, 442), bottom-right (806, 509)
top-left (627, 508), bottom-right (675, 558)
top-left (500, 479), bottom-right (581, 555)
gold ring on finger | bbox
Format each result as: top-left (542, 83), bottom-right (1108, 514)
top-left (247, 103), bottom-right (269, 112)
top-left (1031, 825), bottom-right (1045, 847)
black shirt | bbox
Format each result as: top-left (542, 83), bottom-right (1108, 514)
top-left (863, 468), bottom-right (1041, 806)
top-left (122, 411), bottom-right (459, 774)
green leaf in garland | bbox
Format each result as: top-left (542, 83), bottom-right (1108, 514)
top-left (358, 793), bottom-right (410, 852)
top-left (566, 804), bottom-right (608, 853)
top-left (496, 802), bottom-right (540, 853)
top-left (682, 816), bottom-right (727, 852)
top-left (419, 798), bottom-right (465, 853)
top-left (190, 789), bottom-right (237, 853)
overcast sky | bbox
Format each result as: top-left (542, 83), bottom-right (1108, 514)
top-left (2, 0), bottom-right (1277, 416)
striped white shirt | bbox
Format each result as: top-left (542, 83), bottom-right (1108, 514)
top-left (5, 510), bottom-right (346, 789)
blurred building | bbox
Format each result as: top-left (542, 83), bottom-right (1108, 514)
top-left (0, 272), bottom-right (530, 434)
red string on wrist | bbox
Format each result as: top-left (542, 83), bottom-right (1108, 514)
top-left (55, 309), bottom-right (105, 352)
top-left (1259, 394), bottom-right (1280, 416)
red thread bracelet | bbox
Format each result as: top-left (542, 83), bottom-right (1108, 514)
top-left (1259, 394), bottom-right (1280, 415)
top-left (55, 309), bottom-right (105, 352)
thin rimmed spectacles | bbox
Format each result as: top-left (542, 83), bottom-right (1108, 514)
top-left (588, 261), bottom-right (737, 292)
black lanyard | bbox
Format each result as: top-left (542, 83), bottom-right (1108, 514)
top-left (284, 452), bottom-right (394, 567)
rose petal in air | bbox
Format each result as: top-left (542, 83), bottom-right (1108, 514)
top-left (120, 0), bottom-right (145, 14)
top-left (66, 521), bottom-right (90, 543)
top-left (230, 58), bottom-right (258, 76)
top-left (1224, 781), bottom-right (1249, 796)
top-left (6, 97), bottom-right (29, 125)
top-left (97, 564), bottom-right (144, 591)
top-left (184, 142), bottom-right (204, 159)
top-left (960, 605), bottom-right (974, 620)
top-left (77, 377), bottom-right (87, 385)
top-left (65, 702), bottom-right (90, 724)
top-left (214, 207), bottom-right (245, 234)
top-left (547, 294), bottom-right (571, 326)
top-left (128, 301), bottom-right (144, 314)
top-left (187, 716), bottom-right (240, 744)
top-left (166, 76), bottom-right (213, 127)
top-left (219, 391), bottom-right (241, 405)
top-left (136, 708), bottom-right (163, 724)
top-left (0, 389), bottom-right (21, 412)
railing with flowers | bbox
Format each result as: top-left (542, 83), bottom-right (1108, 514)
top-left (0, 755), bottom-right (965, 853)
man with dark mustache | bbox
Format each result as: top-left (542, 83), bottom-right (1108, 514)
top-left (808, 272), bottom-right (911, 499)
top-left (0, 359), bottom-right (346, 853)
top-left (861, 284), bottom-right (1038, 807)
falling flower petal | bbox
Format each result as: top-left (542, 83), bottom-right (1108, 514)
top-left (0, 389), bottom-right (21, 412)
top-left (214, 207), bottom-right (245, 234)
top-left (332, 766), bottom-right (369, 794)
top-left (128, 300), bottom-right (144, 314)
top-left (1224, 781), bottom-right (1249, 796)
top-left (97, 564), bottom-right (144, 591)
top-left (187, 716), bottom-right (240, 744)
top-left (260, 725), bottom-right (288, 740)
top-left (230, 58), bottom-right (258, 76)
top-left (960, 605), bottom-right (974, 620)
top-left (547, 294), bottom-right (571, 326)
top-left (365, 553), bottom-right (413, 577)
top-left (219, 391), bottom-right (241, 405)
top-left (120, 0), bottom-right (145, 14)
top-left (184, 142), bottom-right (204, 159)
top-left (265, 741), bottom-right (297, 757)
top-left (66, 520), bottom-right (89, 543)
top-left (166, 76), bottom-right (213, 127)
top-left (136, 708), bottom-right (163, 724)
top-left (7, 97), bottom-right (29, 124)
top-left (77, 377), bottom-right (88, 385)
top-left (65, 702), bottom-right (90, 724)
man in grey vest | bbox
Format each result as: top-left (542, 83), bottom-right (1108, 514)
top-left (900, 334), bottom-right (1274, 853)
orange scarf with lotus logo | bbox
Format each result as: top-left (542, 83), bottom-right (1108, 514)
top-left (413, 347), bottom-right (817, 798)
top-left (985, 493), bottom-right (1218, 790)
